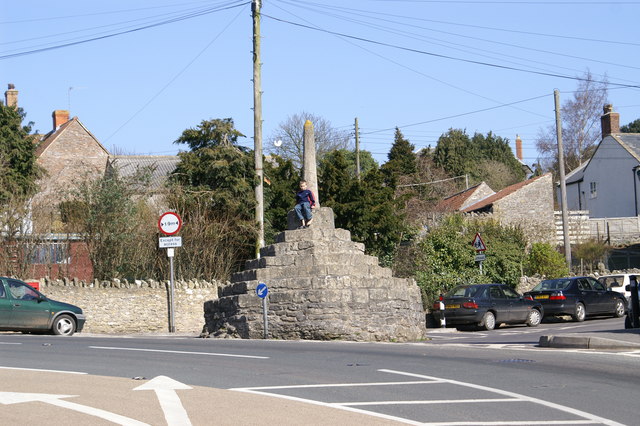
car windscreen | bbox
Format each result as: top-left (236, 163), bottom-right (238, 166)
top-left (446, 285), bottom-right (486, 298)
top-left (532, 279), bottom-right (571, 291)
top-left (599, 276), bottom-right (623, 288)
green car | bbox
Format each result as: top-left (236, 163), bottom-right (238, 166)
top-left (0, 277), bottom-right (86, 336)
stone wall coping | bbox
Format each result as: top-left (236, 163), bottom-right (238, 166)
top-left (26, 277), bottom-right (224, 290)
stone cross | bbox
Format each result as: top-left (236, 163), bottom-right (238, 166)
top-left (302, 120), bottom-right (320, 207)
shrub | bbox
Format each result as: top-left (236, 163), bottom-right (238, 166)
top-left (525, 242), bottom-right (569, 278)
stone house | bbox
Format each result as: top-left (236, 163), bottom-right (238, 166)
top-left (3, 86), bottom-right (178, 281)
top-left (436, 173), bottom-right (555, 244)
top-left (462, 173), bottom-right (555, 244)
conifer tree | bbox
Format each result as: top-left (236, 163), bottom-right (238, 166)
top-left (381, 128), bottom-right (416, 185)
top-left (0, 102), bottom-right (40, 202)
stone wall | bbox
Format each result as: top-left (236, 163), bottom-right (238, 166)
top-left (35, 278), bottom-right (219, 334)
top-left (493, 173), bottom-right (556, 244)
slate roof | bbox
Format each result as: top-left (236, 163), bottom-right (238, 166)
top-left (613, 133), bottom-right (640, 162)
top-left (463, 173), bottom-right (549, 213)
top-left (564, 162), bottom-right (587, 185)
top-left (107, 155), bottom-right (180, 190)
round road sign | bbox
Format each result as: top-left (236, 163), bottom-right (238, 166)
top-left (256, 282), bottom-right (268, 299)
top-left (158, 212), bottom-right (182, 236)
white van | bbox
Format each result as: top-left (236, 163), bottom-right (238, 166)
top-left (598, 274), bottom-right (633, 301)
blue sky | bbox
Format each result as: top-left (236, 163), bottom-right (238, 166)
top-left (2, 0), bottom-right (639, 166)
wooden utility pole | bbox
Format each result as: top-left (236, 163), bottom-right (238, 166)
top-left (555, 89), bottom-right (572, 269)
top-left (355, 117), bottom-right (361, 181)
top-left (252, 0), bottom-right (264, 255)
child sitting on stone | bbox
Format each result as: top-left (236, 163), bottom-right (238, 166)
top-left (294, 180), bottom-right (316, 229)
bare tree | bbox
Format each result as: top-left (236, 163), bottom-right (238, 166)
top-left (535, 70), bottom-right (608, 173)
top-left (267, 112), bottom-right (352, 169)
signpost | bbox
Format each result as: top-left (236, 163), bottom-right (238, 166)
top-left (256, 282), bottom-right (268, 339)
top-left (159, 212), bottom-right (183, 333)
top-left (472, 233), bottom-right (487, 274)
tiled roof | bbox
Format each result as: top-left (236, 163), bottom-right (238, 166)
top-left (435, 184), bottom-right (483, 212)
top-left (463, 173), bottom-right (550, 213)
top-left (107, 155), bottom-right (180, 190)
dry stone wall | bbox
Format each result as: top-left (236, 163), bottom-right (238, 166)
top-left (35, 278), bottom-right (219, 334)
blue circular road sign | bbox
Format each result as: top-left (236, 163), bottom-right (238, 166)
top-left (256, 282), bottom-right (268, 299)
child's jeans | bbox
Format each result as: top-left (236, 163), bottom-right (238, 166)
top-left (295, 202), bottom-right (312, 221)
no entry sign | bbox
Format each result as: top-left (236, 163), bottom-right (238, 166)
top-left (158, 212), bottom-right (182, 236)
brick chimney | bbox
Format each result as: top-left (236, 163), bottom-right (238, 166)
top-left (601, 104), bottom-right (620, 139)
top-left (4, 83), bottom-right (18, 108)
top-left (515, 134), bottom-right (523, 161)
top-left (52, 110), bottom-right (70, 130)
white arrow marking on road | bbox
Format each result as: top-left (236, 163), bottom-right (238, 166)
top-left (134, 375), bottom-right (193, 426)
top-left (0, 392), bottom-right (149, 426)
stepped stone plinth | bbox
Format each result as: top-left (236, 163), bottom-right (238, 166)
top-left (203, 207), bottom-right (427, 341)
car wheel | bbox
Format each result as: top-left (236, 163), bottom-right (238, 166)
top-left (572, 303), bottom-right (586, 322)
top-left (480, 312), bottom-right (496, 331)
top-left (52, 314), bottom-right (76, 336)
top-left (526, 309), bottom-right (542, 327)
top-left (613, 300), bottom-right (626, 318)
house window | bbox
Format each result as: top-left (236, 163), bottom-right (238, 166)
top-left (590, 182), bottom-right (597, 199)
top-left (28, 243), bottom-right (68, 264)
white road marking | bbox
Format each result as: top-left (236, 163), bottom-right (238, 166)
top-left (0, 342), bottom-right (21, 345)
top-left (0, 366), bottom-right (87, 374)
top-left (234, 369), bottom-right (624, 425)
top-left (89, 346), bottom-right (269, 359)
top-left (235, 380), bottom-right (443, 390)
top-left (380, 369), bottom-right (624, 426)
top-left (134, 376), bottom-right (192, 426)
top-left (341, 398), bottom-right (519, 406)
top-left (412, 422), bottom-right (596, 425)
top-left (231, 388), bottom-right (423, 425)
top-left (0, 392), bottom-right (149, 426)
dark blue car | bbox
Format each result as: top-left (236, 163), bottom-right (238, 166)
top-left (434, 283), bottom-right (543, 331)
top-left (524, 276), bottom-right (626, 322)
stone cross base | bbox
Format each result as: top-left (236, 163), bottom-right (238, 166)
top-left (203, 207), bottom-right (427, 342)
top-left (286, 206), bottom-right (335, 230)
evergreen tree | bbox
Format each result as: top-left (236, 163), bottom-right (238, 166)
top-left (432, 128), bottom-right (474, 177)
top-left (263, 155), bottom-right (299, 242)
top-left (171, 145), bottom-right (255, 221)
top-left (621, 119), bottom-right (640, 133)
top-left (0, 102), bottom-right (41, 202)
top-left (318, 150), bottom-right (354, 220)
top-left (319, 153), bottom-right (408, 265)
top-left (381, 128), bottom-right (416, 185)
top-left (174, 118), bottom-right (246, 151)
top-left (170, 118), bottom-right (257, 276)
top-left (321, 149), bottom-right (378, 179)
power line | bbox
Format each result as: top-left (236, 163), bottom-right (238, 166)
top-left (262, 13), bottom-right (640, 90)
top-left (0, 2), bottom-right (249, 60)
top-left (289, 1), bottom-right (640, 47)
top-left (104, 5), bottom-right (247, 143)
top-left (361, 94), bottom-right (552, 135)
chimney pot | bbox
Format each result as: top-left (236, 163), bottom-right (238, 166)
top-left (52, 110), bottom-right (70, 130)
top-left (600, 104), bottom-right (620, 139)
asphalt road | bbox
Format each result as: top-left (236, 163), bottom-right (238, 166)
top-left (1, 318), bottom-right (639, 425)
